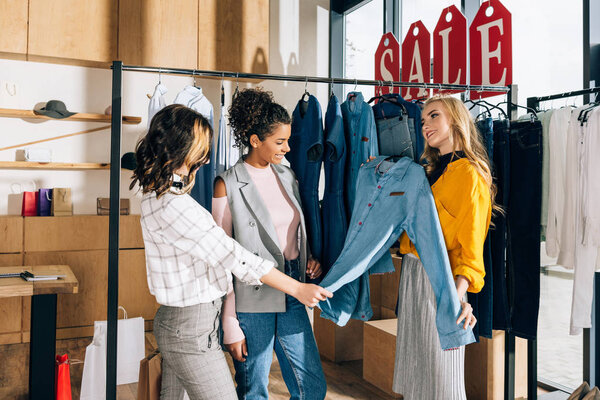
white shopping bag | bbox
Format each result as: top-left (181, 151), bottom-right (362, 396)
top-left (80, 307), bottom-right (145, 399)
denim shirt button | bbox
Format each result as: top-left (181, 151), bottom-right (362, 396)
top-left (358, 222), bottom-right (362, 225)
top-left (361, 315), bottom-right (365, 319)
top-left (368, 203), bottom-right (372, 207)
top-left (377, 185), bottom-right (381, 189)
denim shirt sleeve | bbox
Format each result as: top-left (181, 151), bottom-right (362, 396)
top-left (404, 182), bottom-right (476, 348)
top-left (366, 107), bottom-right (379, 157)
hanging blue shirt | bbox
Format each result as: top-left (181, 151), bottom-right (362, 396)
top-left (341, 92), bottom-right (379, 220)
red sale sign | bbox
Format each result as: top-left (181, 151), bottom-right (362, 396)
top-left (402, 21), bottom-right (430, 100)
top-left (374, 32), bottom-right (400, 96)
top-left (469, 0), bottom-right (512, 99)
top-left (433, 5), bottom-right (467, 95)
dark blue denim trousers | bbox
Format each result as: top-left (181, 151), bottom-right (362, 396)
top-left (289, 95), bottom-right (324, 266)
top-left (492, 119), bottom-right (511, 331)
top-left (318, 156), bottom-right (475, 350)
top-left (506, 120), bottom-right (543, 339)
top-left (234, 259), bottom-right (327, 400)
top-left (322, 95), bottom-right (347, 273)
top-left (470, 117), bottom-right (495, 340)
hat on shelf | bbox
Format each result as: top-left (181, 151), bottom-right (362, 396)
top-left (34, 100), bottom-right (77, 119)
top-left (121, 153), bottom-right (137, 171)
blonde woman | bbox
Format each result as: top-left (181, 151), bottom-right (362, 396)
top-left (131, 104), bottom-right (332, 400)
top-left (394, 95), bottom-right (495, 399)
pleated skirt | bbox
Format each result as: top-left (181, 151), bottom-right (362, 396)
top-left (392, 254), bottom-right (467, 400)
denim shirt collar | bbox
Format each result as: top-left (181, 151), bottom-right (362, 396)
top-left (345, 91), bottom-right (364, 114)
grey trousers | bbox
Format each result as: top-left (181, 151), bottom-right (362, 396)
top-left (154, 298), bottom-right (237, 400)
top-left (393, 254), bottom-right (467, 400)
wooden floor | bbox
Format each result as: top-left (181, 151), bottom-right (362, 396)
top-left (0, 332), bottom-right (558, 399)
top-left (118, 333), bottom-right (397, 400)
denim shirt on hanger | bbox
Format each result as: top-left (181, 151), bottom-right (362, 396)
top-left (322, 95), bottom-right (347, 272)
top-left (318, 156), bottom-right (476, 350)
top-left (288, 94), bottom-right (324, 262)
top-left (341, 92), bottom-right (379, 220)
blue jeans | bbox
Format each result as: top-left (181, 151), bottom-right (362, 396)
top-left (322, 95), bottom-right (348, 272)
top-left (492, 119), bottom-right (511, 331)
top-left (506, 120), bottom-right (543, 339)
top-left (234, 259), bottom-right (327, 400)
top-left (318, 156), bottom-right (475, 350)
top-left (375, 116), bottom-right (414, 159)
top-left (470, 117), bottom-right (495, 340)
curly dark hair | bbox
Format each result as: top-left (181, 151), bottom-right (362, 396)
top-left (130, 104), bottom-right (212, 197)
top-left (228, 87), bottom-right (291, 149)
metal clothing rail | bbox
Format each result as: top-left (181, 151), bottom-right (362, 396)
top-left (526, 86), bottom-right (600, 399)
top-left (120, 63), bottom-right (511, 93)
top-left (106, 60), bottom-right (509, 399)
top-left (527, 86), bottom-right (600, 108)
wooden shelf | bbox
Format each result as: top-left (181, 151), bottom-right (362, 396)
top-left (0, 108), bottom-right (141, 124)
top-left (0, 161), bottom-right (110, 170)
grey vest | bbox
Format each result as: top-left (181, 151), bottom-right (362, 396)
top-left (219, 159), bottom-right (308, 313)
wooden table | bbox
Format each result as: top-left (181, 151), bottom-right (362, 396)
top-left (0, 265), bottom-right (78, 400)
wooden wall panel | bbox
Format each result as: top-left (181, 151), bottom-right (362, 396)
top-left (119, 0), bottom-right (198, 69)
top-left (28, 0), bottom-right (118, 65)
top-left (24, 215), bottom-right (143, 252)
top-left (0, 254), bottom-right (23, 344)
top-left (119, 249), bottom-right (159, 320)
top-left (0, 0), bottom-right (28, 57)
top-left (0, 216), bottom-right (23, 253)
top-left (24, 250), bottom-right (108, 329)
top-left (198, 0), bottom-right (269, 73)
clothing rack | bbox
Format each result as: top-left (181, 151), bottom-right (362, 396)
top-left (106, 60), bottom-right (510, 400)
top-left (526, 86), bottom-right (600, 399)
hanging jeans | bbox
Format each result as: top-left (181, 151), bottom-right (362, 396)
top-left (491, 119), bottom-right (512, 332)
top-left (318, 156), bottom-right (475, 350)
top-left (288, 95), bottom-right (324, 267)
top-left (506, 120), bottom-right (543, 339)
top-left (375, 114), bottom-right (414, 159)
top-left (322, 95), bottom-right (347, 273)
top-left (470, 117), bottom-right (495, 340)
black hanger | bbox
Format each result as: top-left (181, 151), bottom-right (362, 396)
top-left (220, 73), bottom-right (225, 107)
top-left (497, 101), bottom-right (538, 121)
top-left (232, 73), bottom-right (240, 100)
top-left (301, 77), bottom-right (310, 102)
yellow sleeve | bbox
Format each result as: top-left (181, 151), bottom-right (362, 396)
top-left (452, 173), bottom-right (490, 293)
top-left (398, 231), bottom-right (418, 258)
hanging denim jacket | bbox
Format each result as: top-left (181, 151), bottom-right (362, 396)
top-left (341, 92), bottom-right (379, 220)
top-left (322, 95), bottom-right (347, 272)
top-left (288, 94), bottom-right (324, 262)
top-left (317, 156), bottom-right (476, 350)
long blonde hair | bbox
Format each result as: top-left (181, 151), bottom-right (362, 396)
top-left (420, 95), bottom-right (501, 215)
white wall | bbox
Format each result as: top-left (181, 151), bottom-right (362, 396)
top-left (0, 0), bottom-right (330, 215)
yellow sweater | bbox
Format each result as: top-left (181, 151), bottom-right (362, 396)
top-left (399, 158), bottom-right (491, 293)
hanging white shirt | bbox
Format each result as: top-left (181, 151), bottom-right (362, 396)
top-left (148, 83), bottom-right (168, 128)
top-left (174, 86), bottom-right (214, 129)
top-left (546, 107), bottom-right (573, 258)
top-left (582, 106), bottom-right (600, 246)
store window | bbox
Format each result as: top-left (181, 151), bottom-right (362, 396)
top-left (344, 0), bottom-right (384, 97)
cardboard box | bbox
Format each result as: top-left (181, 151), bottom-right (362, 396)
top-left (363, 318), bottom-right (401, 398)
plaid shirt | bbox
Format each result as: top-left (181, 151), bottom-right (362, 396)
top-left (140, 190), bottom-right (274, 307)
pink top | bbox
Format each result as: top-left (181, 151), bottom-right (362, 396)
top-left (212, 162), bottom-right (301, 344)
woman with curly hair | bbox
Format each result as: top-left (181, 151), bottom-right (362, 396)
top-left (131, 104), bottom-right (332, 400)
top-left (212, 88), bottom-right (327, 400)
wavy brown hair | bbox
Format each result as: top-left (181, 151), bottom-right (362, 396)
top-left (228, 87), bottom-right (291, 150)
top-left (130, 104), bottom-right (212, 197)
top-left (420, 95), bottom-right (501, 216)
